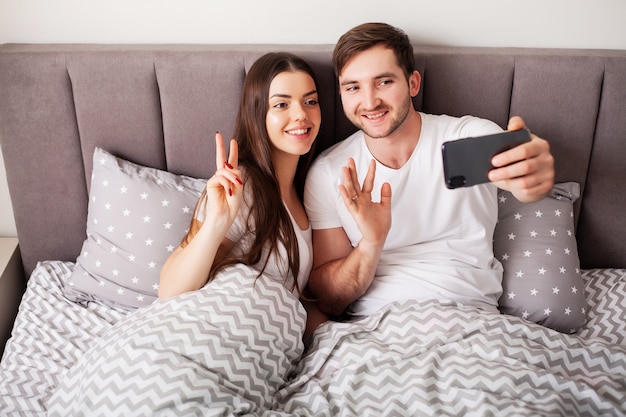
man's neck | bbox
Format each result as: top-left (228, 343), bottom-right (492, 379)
top-left (364, 110), bottom-right (422, 169)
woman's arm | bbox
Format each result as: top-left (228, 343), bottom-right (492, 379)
top-left (158, 219), bottom-right (235, 299)
top-left (159, 133), bottom-right (243, 299)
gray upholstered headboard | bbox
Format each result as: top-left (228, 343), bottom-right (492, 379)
top-left (1, 44), bottom-right (625, 276)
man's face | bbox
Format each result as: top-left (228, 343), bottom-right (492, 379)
top-left (338, 45), bottom-right (418, 139)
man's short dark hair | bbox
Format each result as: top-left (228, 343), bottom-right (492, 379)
top-left (332, 22), bottom-right (415, 80)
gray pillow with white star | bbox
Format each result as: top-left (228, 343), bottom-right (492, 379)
top-left (65, 147), bottom-right (206, 310)
top-left (494, 182), bottom-right (586, 333)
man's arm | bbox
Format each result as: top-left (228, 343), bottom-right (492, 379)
top-left (307, 227), bottom-right (384, 316)
top-left (489, 116), bottom-right (555, 202)
top-left (307, 158), bottom-right (392, 316)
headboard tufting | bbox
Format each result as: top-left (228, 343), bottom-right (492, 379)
top-left (1, 44), bottom-right (625, 276)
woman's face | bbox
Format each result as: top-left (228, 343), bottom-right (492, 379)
top-left (266, 70), bottom-right (321, 158)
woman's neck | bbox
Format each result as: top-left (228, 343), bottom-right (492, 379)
top-left (271, 150), bottom-right (308, 230)
top-left (272, 151), bottom-right (299, 197)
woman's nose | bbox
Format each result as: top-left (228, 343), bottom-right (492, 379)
top-left (291, 103), bottom-right (307, 121)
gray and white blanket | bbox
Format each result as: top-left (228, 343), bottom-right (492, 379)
top-left (7, 263), bottom-right (626, 416)
top-left (48, 273), bottom-right (626, 416)
top-left (279, 299), bottom-right (626, 416)
top-left (47, 264), bottom-right (307, 416)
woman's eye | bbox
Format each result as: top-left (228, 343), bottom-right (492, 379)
top-left (305, 99), bottom-right (319, 106)
top-left (273, 102), bottom-right (288, 109)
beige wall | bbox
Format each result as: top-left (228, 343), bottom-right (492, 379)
top-left (1, 0), bottom-right (626, 236)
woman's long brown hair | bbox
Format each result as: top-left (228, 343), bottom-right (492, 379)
top-left (181, 52), bottom-right (319, 293)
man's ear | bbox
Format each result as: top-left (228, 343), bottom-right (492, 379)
top-left (409, 70), bottom-right (421, 97)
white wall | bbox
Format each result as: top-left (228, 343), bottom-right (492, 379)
top-left (1, 0), bottom-right (626, 236)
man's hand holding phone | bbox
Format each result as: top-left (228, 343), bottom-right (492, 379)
top-left (442, 116), bottom-right (554, 203)
top-left (489, 117), bottom-right (555, 203)
top-left (442, 127), bottom-right (531, 189)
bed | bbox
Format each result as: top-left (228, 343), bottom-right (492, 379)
top-left (1, 44), bottom-right (625, 416)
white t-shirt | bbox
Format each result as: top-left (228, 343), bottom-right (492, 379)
top-left (304, 113), bottom-right (505, 315)
top-left (195, 177), bottom-right (312, 294)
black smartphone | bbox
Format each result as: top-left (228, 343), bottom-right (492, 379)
top-left (442, 128), bottom-right (531, 189)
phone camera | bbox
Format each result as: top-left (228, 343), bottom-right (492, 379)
top-left (449, 176), bottom-right (467, 188)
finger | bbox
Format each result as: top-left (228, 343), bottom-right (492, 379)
top-left (491, 153), bottom-right (554, 188)
top-left (522, 180), bottom-right (554, 200)
top-left (338, 184), bottom-right (362, 216)
top-left (220, 168), bottom-right (243, 188)
top-left (215, 132), bottom-right (227, 170)
top-left (215, 136), bottom-right (242, 188)
top-left (341, 165), bottom-right (358, 197)
top-left (491, 149), bottom-right (522, 171)
top-left (342, 159), bottom-right (361, 195)
top-left (207, 172), bottom-right (234, 191)
top-left (338, 184), bottom-right (355, 207)
top-left (492, 134), bottom-right (549, 169)
top-left (507, 116), bottom-right (526, 131)
top-left (361, 159), bottom-right (376, 194)
top-left (491, 138), bottom-right (535, 168)
top-left (494, 176), bottom-right (553, 202)
top-left (228, 139), bottom-right (239, 169)
top-left (212, 168), bottom-right (243, 194)
top-left (346, 158), bottom-right (361, 192)
top-left (494, 117), bottom-right (532, 167)
top-left (489, 149), bottom-right (542, 181)
top-left (489, 162), bottom-right (529, 183)
top-left (379, 182), bottom-right (392, 206)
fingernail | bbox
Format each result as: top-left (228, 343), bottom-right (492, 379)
top-left (235, 177), bottom-right (243, 185)
top-left (225, 162), bottom-right (233, 169)
top-left (228, 188), bottom-right (232, 196)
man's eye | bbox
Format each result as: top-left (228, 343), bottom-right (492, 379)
top-left (345, 86), bottom-right (358, 93)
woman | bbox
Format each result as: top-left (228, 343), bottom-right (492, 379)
top-left (48, 52), bottom-right (327, 416)
top-left (159, 51), bottom-right (327, 337)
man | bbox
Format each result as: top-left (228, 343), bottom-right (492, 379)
top-left (304, 22), bottom-right (554, 317)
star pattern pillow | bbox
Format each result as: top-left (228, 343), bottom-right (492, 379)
top-left (494, 182), bottom-right (586, 333)
top-left (65, 147), bottom-right (206, 310)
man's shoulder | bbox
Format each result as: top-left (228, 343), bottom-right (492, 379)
top-left (422, 112), bottom-right (503, 137)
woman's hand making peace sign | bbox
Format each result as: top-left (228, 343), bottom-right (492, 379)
top-left (202, 132), bottom-right (244, 235)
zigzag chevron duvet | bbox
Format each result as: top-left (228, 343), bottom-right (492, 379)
top-left (278, 299), bottom-right (626, 416)
top-left (1, 262), bottom-right (625, 416)
top-left (46, 263), bottom-right (306, 416)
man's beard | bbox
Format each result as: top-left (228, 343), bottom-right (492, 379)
top-left (355, 96), bottom-right (412, 139)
